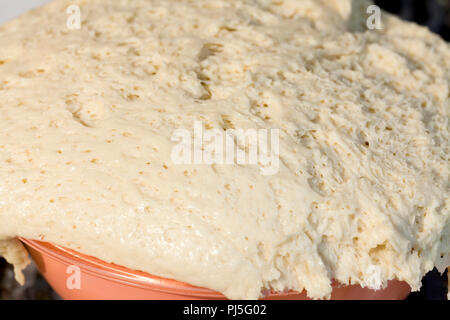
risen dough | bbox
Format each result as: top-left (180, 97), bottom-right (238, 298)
top-left (0, 0), bottom-right (448, 299)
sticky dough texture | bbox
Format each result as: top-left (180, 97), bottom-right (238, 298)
top-left (0, 0), bottom-right (448, 299)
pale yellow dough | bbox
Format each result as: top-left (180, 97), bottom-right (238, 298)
top-left (0, 0), bottom-right (448, 299)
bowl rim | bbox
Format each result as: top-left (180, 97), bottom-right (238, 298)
top-left (19, 238), bottom-right (413, 300)
top-left (19, 237), bottom-right (227, 297)
top-left (19, 237), bottom-right (302, 298)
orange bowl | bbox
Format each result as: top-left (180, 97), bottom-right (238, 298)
top-left (19, 238), bottom-right (411, 300)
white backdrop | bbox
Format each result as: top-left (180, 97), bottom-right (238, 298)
top-left (0, 0), bottom-right (52, 25)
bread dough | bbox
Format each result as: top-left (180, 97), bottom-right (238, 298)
top-left (0, 0), bottom-right (448, 299)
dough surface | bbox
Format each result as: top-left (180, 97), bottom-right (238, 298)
top-left (0, 0), bottom-right (448, 299)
